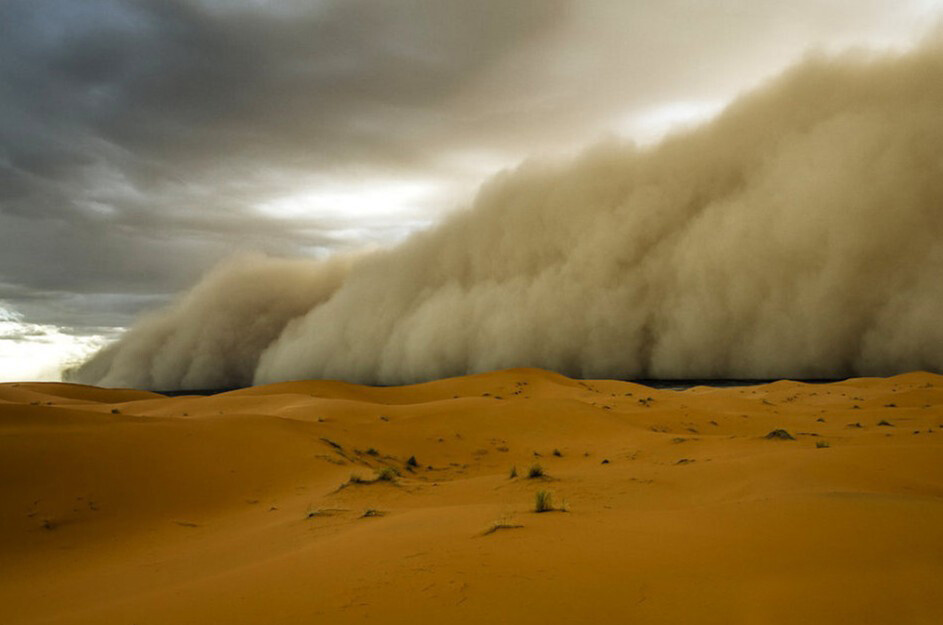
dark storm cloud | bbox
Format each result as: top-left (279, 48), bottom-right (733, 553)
top-left (0, 0), bottom-right (568, 329)
top-left (1, 0), bottom-right (560, 167)
top-left (0, 279), bottom-right (168, 330)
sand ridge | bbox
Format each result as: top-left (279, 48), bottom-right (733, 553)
top-left (1, 368), bottom-right (942, 624)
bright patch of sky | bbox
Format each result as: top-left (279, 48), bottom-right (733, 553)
top-left (257, 177), bottom-right (444, 245)
top-left (0, 305), bottom-right (114, 382)
top-left (617, 100), bottom-right (728, 146)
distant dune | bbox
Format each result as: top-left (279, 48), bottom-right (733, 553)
top-left (2, 368), bottom-right (943, 624)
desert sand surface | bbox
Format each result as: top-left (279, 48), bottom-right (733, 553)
top-left (1, 368), bottom-right (942, 624)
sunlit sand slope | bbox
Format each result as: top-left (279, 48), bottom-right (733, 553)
top-left (2, 368), bottom-right (942, 624)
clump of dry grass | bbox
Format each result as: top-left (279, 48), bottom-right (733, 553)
top-left (533, 490), bottom-right (568, 513)
top-left (535, 490), bottom-right (553, 513)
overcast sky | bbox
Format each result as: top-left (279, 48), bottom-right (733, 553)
top-left (1, 0), bottom-right (941, 381)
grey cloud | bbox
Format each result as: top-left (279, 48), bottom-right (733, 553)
top-left (0, 0), bottom-right (569, 332)
top-left (0, 328), bottom-right (49, 342)
top-left (0, 281), bottom-right (167, 331)
top-left (2, 0), bottom-right (569, 173)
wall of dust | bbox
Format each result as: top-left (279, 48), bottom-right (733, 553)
top-left (70, 42), bottom-right (943, 388)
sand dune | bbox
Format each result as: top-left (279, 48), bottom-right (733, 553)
top-left (2, 369), bottom-right (942, 624)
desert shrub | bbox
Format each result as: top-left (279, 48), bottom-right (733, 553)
top-left (535, 490), bottom-right (553, 513)
top-left (527, 464), bottom-right (544, 479)
top-left (376, 466), bottom-right (399, 482)
top-left (509, 465), bottom-right (518, 479)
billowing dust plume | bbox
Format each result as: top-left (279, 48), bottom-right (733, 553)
top-left (69, 43), bottom-right (943, 389)
top-left (66, 255), bottom-right (354, 389)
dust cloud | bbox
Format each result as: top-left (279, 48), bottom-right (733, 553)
top-left (69, 42), bottom-right (943, 388)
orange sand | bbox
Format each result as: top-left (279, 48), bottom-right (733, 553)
top-left (1, 368), bottom-right (942, 624)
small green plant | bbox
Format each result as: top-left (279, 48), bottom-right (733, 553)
top-left (361, 508), bottom-right (384, 518)
top-left (552, 449), bottom-right (562, 457)
top-left (816, 441), bottom-right (831, 449)
top-left (348, 473), bottom-right (369, 484)
top-left (527, 464), bottom-right (544, 479)
top-left (509, 465), bottom-right (518, 479)
top-left (376, 466), bottom-right (399, 482)
top-left (406, 455), bottom-right (419, 468)
top-left (534, 490), bottom-right (553, 513)
top-left (366, 448), bottom-right (379, 456)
